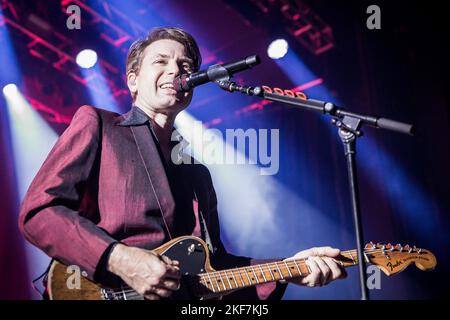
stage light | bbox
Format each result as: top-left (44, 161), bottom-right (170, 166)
top-left (267, 39), bottom-right (289, 59)
top-left (76, 49), bottom-right (98, 69)
top-left (2, 83), bottom-right (18, 96)
top-left (3, 86), bottom-right (58, 299)
top-left (76, 48), bottom-right (120, 112)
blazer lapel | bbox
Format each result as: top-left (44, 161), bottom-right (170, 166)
top-left (130, 125), bottom-right (176, 239)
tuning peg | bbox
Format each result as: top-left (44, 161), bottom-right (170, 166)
top-left (403, 244), bottom-right (413, 253)
top-left (365, 241), bottom-right (376, 249)
top-left (396, 244), bottom-right (403, 252)
top-left (418, 248), bottom-right (422, 254)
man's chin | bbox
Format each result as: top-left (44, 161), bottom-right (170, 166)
top-left (155, 99), bottom-right (188, 113)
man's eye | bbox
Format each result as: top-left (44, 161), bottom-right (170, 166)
top-left (154, 60), bottom-right (166, 64)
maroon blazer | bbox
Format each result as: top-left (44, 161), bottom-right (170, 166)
top-left (18, 105), bottom-right (286, 299)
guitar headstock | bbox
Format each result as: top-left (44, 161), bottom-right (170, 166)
top-left (364, 242), bottom-right (437, 276)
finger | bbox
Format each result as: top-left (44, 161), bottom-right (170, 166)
top-left (162, 255), bottom-right (180, 266)
top-left (171, 260), bottom-right (180, 267)
top-left (312, 257), bottom-right (331, 286)
top-left (334, 259), bottom-right (348, 279)
top-left (144, 293), bottom-right (160, 300)
top-left (323, 257), bottom-right (344, 281)
top-left (160, 255), bottom-right (173, 265)
top-left (165, 264), bottom-right (181, 279)
top-left (153, 287), bottom-right (172, 298)
top-left (324, 257), bottom-right (347, 280)
top-left (301, 257), bottom-right (321, 287)
top-left (161, 256), bottom-right (180, 267)
top-left (158, 278), bottom-right (181, 291)
top-left (329, 258), bottom-right (348, 279)
top-left (290, 246), bottom-right (340, 260)
top-left (313, 246), bottom-right (340, 258)
top-left (289, 248), bottom-right (317, 260)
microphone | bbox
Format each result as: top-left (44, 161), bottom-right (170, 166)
top-left (173, 55), bottom-right (260, 92)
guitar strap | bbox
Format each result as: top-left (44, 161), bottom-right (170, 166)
top-left (32, 258), bottom-right (53, 299)
top-left (193, 189), bottom-right (215, 255)
top-left (172, 128), bottom-right (216, 255)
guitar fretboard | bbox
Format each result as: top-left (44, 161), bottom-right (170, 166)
top-left (194, 250), bottom-right (360, 297)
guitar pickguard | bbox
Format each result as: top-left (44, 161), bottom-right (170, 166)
top-left (160, 237), bottom-right (207, 275)
top-left (159, 237), bottom-right (209, 299)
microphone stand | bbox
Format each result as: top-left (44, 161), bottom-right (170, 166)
top-left (215, 80), bottom-right (414, 300)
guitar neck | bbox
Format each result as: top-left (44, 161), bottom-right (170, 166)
top-left (195, 250), bottom-right (360, 296)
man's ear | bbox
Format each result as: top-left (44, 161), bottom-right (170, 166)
top-left (127, 72), bottom-right (138, 95)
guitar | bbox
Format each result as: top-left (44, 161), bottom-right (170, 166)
top-left (47, 235), bottom-right (437, 300)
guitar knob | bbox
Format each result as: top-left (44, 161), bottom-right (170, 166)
top-left (397, 244), bottom-right (403, 252)
top-left (418, 248), bottom-right (422, 254)
top-left (188, 244), bottom-right (195, 255)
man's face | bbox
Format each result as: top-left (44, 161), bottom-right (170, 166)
top-left (128, 39), bottom-right (194, 114)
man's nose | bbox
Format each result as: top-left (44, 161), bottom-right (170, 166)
top-left (166, 61), bottom-right (180, 76)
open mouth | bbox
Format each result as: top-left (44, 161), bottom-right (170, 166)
top-left (159, 82), bottom-right (177, 94)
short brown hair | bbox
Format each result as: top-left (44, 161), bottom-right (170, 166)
top-left (126, 27), bottom-right (202, 101)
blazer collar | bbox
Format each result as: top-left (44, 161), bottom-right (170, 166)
top-left (116, 105), bottom-right (150, 127)
top-left (116, 105), bottom-right (187, 147)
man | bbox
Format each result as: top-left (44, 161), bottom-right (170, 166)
top-left (19, 27), bottom-right (346, 300)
